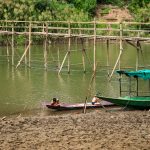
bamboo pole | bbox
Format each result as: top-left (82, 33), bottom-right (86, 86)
top-left (137, 40), bottom-right (145, 67)
top-left (84, 50), bottom-right (92, 67)
top-left (106, 39), bottom-right (110, 75)
top-left (109, 22), bottom-right (123, 81)
top-left (6, 37), bottom-right (10, 63)
top-left (108, 50), bottom-right (122, 81)
top-left (28, 22), bottom-right (32, 68)
top-left (44, 22), bottom-right (48, 70)
top-left (93, 18), bottom-right (96, 73)
top-left (83, 62), bottom-right (97, 114)
top-left (68, 21), bottom-right (71, 73)
top-left (81, 38), bottom-right (86, 73)
top-left (11, 23), bottom-right (14, 66)
top-left (119, 22), bottom-right (123, 70)
top-left (119, 74), bottom-right (122, 96)
top-left (126, 40), bottom-right (145, 68)
top-left (83, 97), bottom-right (87, 114)
top-left (58, 51), bottom-right (69, 73)
top-left (136, 77), bottom-right (139, 96)
top-left (149, 80), bottom-right (150, 96)
top-left (24, 38), bottom-right (27, 65)
top-left (16, 42), bottom-right (31, 68)
top-left (57, 48), bottom-right (60, 69)
top-left (129, 77), bottom-right (131, 97)
top-left (24, 24), bottom-right (27, 66)
top-left (136, 40), bottom-right (139, 71)
top-left (5, 21), bottom-right (10, 63)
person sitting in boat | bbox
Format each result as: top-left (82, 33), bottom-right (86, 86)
top-left (92, 95), bottom-right (100, 105)
top-left (56, 99), bottom-right (60, 105)
top-left (51, 98), bottom-right (60, 106)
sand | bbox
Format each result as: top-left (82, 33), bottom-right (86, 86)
top-left (0, 109), bottom-right (150, 150)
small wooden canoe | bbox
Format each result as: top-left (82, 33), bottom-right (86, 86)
top-left (44, 100), bottom-right (114, 110)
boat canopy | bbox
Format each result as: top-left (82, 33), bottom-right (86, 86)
top-left (116, 70), bottom-right (150, 80)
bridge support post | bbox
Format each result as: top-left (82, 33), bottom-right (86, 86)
top-left (109, 22), bottom-right (123, 81)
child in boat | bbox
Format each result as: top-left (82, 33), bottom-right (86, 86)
top-left (92, 95), bottom-right (100, 105)
top-left (51, 98), bottom-right (60, 106)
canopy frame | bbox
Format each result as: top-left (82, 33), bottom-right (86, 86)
top-left (116, 69), bottom-right (150, 97)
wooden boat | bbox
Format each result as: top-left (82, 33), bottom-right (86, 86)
top-left (44, 100), bottom-right (114, 111)
top-left (97, 70), bottom-right (150, 109)
top-left (97, 96), bottom-right (150, 109)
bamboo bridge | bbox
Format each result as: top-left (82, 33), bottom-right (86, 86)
top-left (0, 20), bottom-right (150, 80)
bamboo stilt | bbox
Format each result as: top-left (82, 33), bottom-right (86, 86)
top-left (83, 97), bottom-right (87, 114)
top-left (68, 21), bottom-right (71, 74)
top-left (136, 40), bottom-right (139, 71)
top-left (6, 37), bottom-right (9, 63)
top-left (68, 43), bottom-right (71, 73)
top-left (84, 50), bottom-right (92, 67)
top-left (24, 37), bottom-right (27, 66)
top-left (137, 40), bottom-right (145, 67)
top-left (28, 22), bottom-right (31, 68)
top-left (126, 40), bottom-right (144, 70)
top-left (109, 50), bottom-right (123, 81)
top-left (16, 42), bottom-right (31, 68)
top-left (136, 77), bottom-right (139, 96)
top-left (57, 48), bottom-right (60, 69)
top-left (83, 63), bottom-right (97, 114)
top-left (93, 18), bottom-right (96, 73)
top-left (149, 80), bottom-right (150, 95)
top-left (106, 39), bottom-right (110, 75)
top-left (24, 22), bottom-right (27, 66)
top-left (44, 22), bottom-right (48, 70)
top-left (11, 24), bottom-right (14, 66)
top-left (109, 22), bottom-right (123, 81)
top-left (81, 38), bottom-right (86, 73)
top-left (119, 22), bottom-right (123, 70)
top-left (58, 51), bottom-right (69, 73)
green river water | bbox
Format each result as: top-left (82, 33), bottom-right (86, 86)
top-left (0, 42), bottom-right (150, 116)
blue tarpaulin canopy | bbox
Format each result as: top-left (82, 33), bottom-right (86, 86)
top-left (116, 70), bottom-right (150, 80)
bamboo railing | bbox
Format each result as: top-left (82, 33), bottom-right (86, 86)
top-left (0, 20), bottom-right (149, 40)
top-left (0, 20), bottom-right (150, 78)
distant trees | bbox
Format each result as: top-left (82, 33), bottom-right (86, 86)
top-left (0, 0), bottom-right (149, 22)
top-left (97, 0), bottom-right (150, 22)
top-left (128, 0), bottom-right (150, 22)
top-left (66, 0), bottom-right (96, 13)
top-left (0, 0), bottom-right (96, 21)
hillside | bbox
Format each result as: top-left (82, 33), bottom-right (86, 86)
top-left (96, 4), bottom-right (133, 22)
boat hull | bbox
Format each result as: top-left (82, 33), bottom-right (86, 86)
top-left (97, 96), bottom-right (150, 109)
top-left (44, 101), bottom-right (114, 110)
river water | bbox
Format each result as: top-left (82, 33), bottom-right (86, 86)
top-left (0, 42), bottom-right (150, 116)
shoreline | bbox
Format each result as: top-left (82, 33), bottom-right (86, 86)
top-left (0, 109), bottom-right (150, 149)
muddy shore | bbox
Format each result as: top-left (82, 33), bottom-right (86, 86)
top-left (0, 109), bottom-right (150, 150)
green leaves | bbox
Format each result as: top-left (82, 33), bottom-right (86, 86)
top-left (1, 0), bottom-right (149, 22)
top-left (128, 0), bottom-right (150, 22)
top-left (0, 0), bottom-right (95, 21)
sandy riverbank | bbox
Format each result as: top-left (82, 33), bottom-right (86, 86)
top-left (0, 109), bottom-right (150, 150)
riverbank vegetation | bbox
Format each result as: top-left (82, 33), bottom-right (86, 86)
top-left (0, 0), bottom-right (150, 22)
top-left (0, 0), bottom-right (149, 45)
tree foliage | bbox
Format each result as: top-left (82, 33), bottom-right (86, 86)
top-left (128, 0), bottom-right (150, 22)
top-left (0, 0), bottom-right (96, 21)
top-left (0, 0), bottom-right (149, 22)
